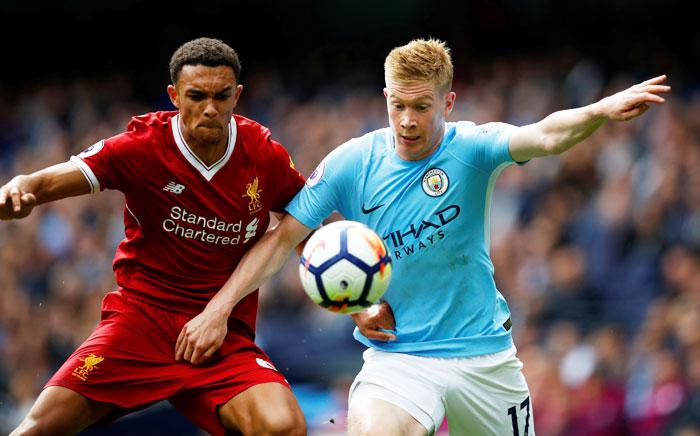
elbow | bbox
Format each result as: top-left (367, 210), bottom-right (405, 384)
top-left (275, 226), bottom-right (303, 255)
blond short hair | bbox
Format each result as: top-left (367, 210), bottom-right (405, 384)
top-left (384, 38), bottom-right (454, 93)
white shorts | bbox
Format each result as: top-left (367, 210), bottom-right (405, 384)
top-left (348, 346), bottom-right (534, 435)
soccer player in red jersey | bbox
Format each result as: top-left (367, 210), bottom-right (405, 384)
top-left (1, 38), bottom-right (306, 436)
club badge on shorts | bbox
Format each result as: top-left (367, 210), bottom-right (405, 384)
top-left (72, 354), bottom-right (105, 381)
top-left (422, 168), bottom-right (449, 197)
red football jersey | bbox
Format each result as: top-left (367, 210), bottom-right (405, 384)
top-left (70, 111), bottom-right (305, 332)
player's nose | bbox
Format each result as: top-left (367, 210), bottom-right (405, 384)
top-left (203, 99), bottom-right (218, 117)
top-left (400, 113), bottom-right (417, 129)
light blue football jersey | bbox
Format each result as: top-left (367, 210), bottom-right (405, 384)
top-left (286, 121), bottom-right (518, 357)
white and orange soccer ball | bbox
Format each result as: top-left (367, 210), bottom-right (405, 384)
top-left (299, 220), bottom-right (392, 314)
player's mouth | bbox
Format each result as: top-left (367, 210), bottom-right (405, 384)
top-left (399, 135), bottom-right (421, 145)
top-left (198, 123), bottom-right (222, 130)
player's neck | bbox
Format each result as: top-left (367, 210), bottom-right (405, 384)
top-left (180, 128), bottom-right (228, 166)
top-left (186, 140), bottom-right (228, 166)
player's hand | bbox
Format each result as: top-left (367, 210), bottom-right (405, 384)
top-left (598, 75), bottom-right (670, 122)
top-left (0, 177), bottom-right (37, 220)
top-left (175, 306), bottom-right (229, 365)
top-left (351, 301), bottom-right (396, 342)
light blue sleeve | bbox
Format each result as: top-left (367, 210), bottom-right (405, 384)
top-left (453, 121), bottom-right (518, 173)
top-left (285, 140), bottom-right (360, 228)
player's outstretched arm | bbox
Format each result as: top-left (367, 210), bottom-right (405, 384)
top-left (509, 75), bottom-right (670, 163)
top-left (175, 214), bottom-right (314, 365)
top-left (0, 162), bottom-right (92, 220)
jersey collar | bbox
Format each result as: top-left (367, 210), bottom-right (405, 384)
top-left (171, 114), bottom-right (237, 182)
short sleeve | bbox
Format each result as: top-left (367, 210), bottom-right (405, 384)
top-left (453, 121), bottom-right (517, 173)
top-left (70, 131), bottom-right (140, 193)
top-left (268, 139), bottom-right (306, 213)
top-left (285, 141), bottom-right (357, 229)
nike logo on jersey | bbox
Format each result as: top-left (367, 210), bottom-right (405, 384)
top-left (361, 203), bottom-right (385, 214)
top-left (163, 181), bottom-right (186, 194)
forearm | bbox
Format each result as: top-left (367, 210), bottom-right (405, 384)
top-left (9, 173), bottom-right (44, 197)
top-left (509, 105), bottom-right (607, 162)
top-left (1, 161), bottom-right (92, 220)
top-left (510, 76), bottom-right (669, 162)
top-left (534, 102), bottom-right (608, 155)
top-left (31, 163), bottom-right (91, 204)
top-left (205, 225), bottom-right (301, 318)
top-left (11, 162), bottom-right (90, 205)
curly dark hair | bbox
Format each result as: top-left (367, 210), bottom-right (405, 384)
top-left (169, 37), bottom-right (242, 84)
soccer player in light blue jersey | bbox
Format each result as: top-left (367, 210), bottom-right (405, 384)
top-left (178, 39), bottom-right (669, 435)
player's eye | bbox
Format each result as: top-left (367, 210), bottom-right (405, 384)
top-left (215, 93), bottom-right (230, 101)
top-left (188, 93), bottom-right (205, 101)
top-left (393, 103), bottom-right (404, 110)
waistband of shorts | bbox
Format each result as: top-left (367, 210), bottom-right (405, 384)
top-left (114, 289), bottom-right (256, 340)
top-left (364, 344), bottom-right (517, 363)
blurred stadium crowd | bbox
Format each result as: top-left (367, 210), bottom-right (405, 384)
top-left (1, 55), bottom-right (700, 435)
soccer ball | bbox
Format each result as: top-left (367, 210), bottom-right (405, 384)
top-left (299, 220), bottom-right (392, 314)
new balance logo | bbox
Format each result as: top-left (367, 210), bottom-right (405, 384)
top-left (163, 182), bottom-right (185, 194)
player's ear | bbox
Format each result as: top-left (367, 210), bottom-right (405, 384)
top-left (444, 91), bottom-right (456, 117)
top-left (167, 85), bottom-right (179, 109)
top-left (231, 84), bottom-right (244, 110)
